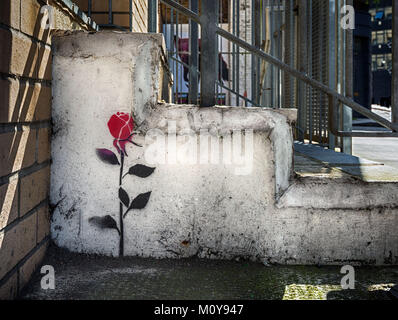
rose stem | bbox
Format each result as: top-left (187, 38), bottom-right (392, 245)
top-left (119, 152), bottom-right (125, 257)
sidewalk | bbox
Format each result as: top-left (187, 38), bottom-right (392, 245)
top-left (20, 245), bottom-right (397, 300)
top-left (352, 106), bottom-right (398, 170)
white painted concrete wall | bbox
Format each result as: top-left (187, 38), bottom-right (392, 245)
top-left (50, 31), bottom-right (398, 265)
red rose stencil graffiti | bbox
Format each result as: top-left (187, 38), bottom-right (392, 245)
top-left (90, 112), bottom-right (155, 256)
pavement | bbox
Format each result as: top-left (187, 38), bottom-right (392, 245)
top-left (353, 137), bottom-right (398, 170)
top-left (19, 107), bottom-right (398, 301)
top-left (19, 245), bottom-right (397, 300)
top-left (294, 141), bottom-right (398, 182)
top-left (352, 106), bottom-right (398, 170)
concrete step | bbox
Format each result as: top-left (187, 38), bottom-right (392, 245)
top-left (49, 31), bottom-right (398, 265)
top-left (294, 142), bottom-right (398, 183)
top-left (278, 142), bottom-right (398, 211)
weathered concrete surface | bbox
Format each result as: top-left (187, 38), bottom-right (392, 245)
top-left (51, 102), bottom-right (295, 260)
top-left (50, 31), bottom-right (398, 265)
top-left (52, 31), bottom-right (170, 125)
top-left (19, 245), bottom-right (398, 300)
top-left (51, 31), bottom-right (297, 261)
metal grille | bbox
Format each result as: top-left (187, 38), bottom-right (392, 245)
top-left (283, 0), bottom-right (296, 109)
top-left (307, 0), bottom-right (330, 145)
top-left (85, 1), bottom-right (398, 151)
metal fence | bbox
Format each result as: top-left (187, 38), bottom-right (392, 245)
top-left (156, 0), bottom-right (353, 150)
top-left (82, 0), bottom-right (398, 153)
top-left (158, 0), bottom-right (286, 108)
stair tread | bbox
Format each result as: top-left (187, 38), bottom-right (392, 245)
top-left (294, 142), bottom-right (398, 183)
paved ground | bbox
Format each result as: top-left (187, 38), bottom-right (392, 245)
top-left (294, 141), bottom-right (398, 182)
top-left (353, 137), bottom-right (398, 170)
top-left (19, 107), bottom-right (398, 301)
top-left (352, 106), bottom-right (398, 170)
top-left (19, 245), bottom-right (397, 300)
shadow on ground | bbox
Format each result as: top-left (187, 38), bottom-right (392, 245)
top-left (19, 244), bottom-right (398, 300)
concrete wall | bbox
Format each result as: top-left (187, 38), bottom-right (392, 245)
top-left (50, 31), bottom-right (398, 266)
top-left (0, 0), bottom-right (94, 300)
top-left (50, 32), bottom-right (307, 262)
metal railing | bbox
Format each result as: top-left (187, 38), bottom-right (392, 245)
top-left (82, 0), bottom-right (398, 151)
top-left (156, 0), bottom-right (398, 143)
top-left (86, 0), bottom-right (134, 31)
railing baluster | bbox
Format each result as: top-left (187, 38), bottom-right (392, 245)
top-left (88, 0), bottom-right (92, 17)
top-left (343, 0), bottom-right (353, 154)
top-left (200, 0), bottom-right (218, 107)
top-left (188, 0), bottom-right (199, 105)
top-left (129, 0), bottom-right (133, 32)
top-left (236, 0), bottom-right (240, 106)
top-left (108, 0), bottom-right (113, 25)
top-left (392, 0), bottom-right (398, 126)
top-left (157, 0), bottom-right (398, 138)
top-left (297, 0), bottom-right (308, 141)
top-left (148, 0), bottom-right (158, 32)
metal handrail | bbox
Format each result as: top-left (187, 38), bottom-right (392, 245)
top-left (160, 0), bottom-right (398, 135)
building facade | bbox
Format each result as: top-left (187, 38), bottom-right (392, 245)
top-left (369, 0), bottom-right (393, 107)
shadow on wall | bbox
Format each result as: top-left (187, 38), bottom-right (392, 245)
top-left (0, 1), bottom-right (52, 299)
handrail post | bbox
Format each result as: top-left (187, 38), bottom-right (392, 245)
top-left (108, 0), bottom-right (113, 25)
top-left (342, 0), bottom-right (353, 154)
top-left (328, 94), bottom-right (339, 135)
top-left (392, 0), bottom-right (398, 126)
top-left (297, 0), bottom-right (308, 141)
top-left (200, 0), bottom-right (218, 107)
top-left (189, 0), bottom-right (199, 105)
top-left (148, 0), bottom-right (158, 32)
top-left (129, 0), bottom-right (133, 32)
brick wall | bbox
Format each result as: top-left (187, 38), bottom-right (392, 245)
top-left (73, 0), bottom-right (148, 32)
top-left (0, 0), bottom-right (94, 300)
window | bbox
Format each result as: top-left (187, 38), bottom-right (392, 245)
top-left (369, 9), bottom-right (376, 21)
top-left (372, 30), bottom-right (392, 46)
top-left (375, 11), bottom-right (384, 20)
top-left (386, 53), bottom-right (392, 70)
top-left (372, 54), bottom-right (393, 71)
top-left (385, 7), bottom-right (392, 20)
top-left (372, 55), bottom-right (377, 71)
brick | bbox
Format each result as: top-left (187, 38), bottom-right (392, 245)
top-left (0, 77), bottom-right (20, 123)
top-left (21, 0), bottom-right (50, 42)
top-left (37, 44), bottom-right (51, 80)
top-left (37, 205), bottom-right (50, 243)
top-left (0, 212), bottom-right (37, 280)
top-left (72, 0), bottom-right (88, 11)
top-left (0, 79), bottom-right (51, 123)
top-left (113, 0), bottom-right (130, 11)
top-left (0, 128), bottom-right (37, 177)
top-left (92, 0), bottom-right (109, 11)
top-left (0, 177), bottom-right (19, 231)
top-left (21, 0), bottom-right (40, 36)
top-left (0, 272), bottom-right (18, 300)
top-left (35, 84), bottom-right (52, 121)
top-left (0, 28), bottom-right (38, 78)
top-left (21, 0), bottom-right (51, 43)
top-left (134, 0), bottom-right (147, 22)
top-left (0, 0), bottom-right (20, 30)
top-left (91, 13), bottom-right (108, 25)
top-left (20, 166), bottom-right (50, 216)
top-left (19, 241), bottom-right (48, 290)
top-left (37, 128), bottom-right (51, 164)
top-left (114, 14), bottom-right (130, 29)
top-left (34, 84), bottom-right (52, 121)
